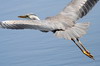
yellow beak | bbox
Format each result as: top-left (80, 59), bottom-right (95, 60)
top-left (18, 16), bottom-right (28, 18)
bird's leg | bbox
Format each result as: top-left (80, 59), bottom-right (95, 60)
top-left (76, 38), bottom-right (88, 51)
top-left (76, 38), bottom-right (95, 60)
top-left (71, 39), bottom-right (84, 53)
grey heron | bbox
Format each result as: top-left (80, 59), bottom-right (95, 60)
top-left (0, 0), bottom-right (99, 60)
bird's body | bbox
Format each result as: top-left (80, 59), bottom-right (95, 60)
top-left (0, 0), bottom-right (99, 60)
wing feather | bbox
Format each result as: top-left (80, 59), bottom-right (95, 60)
top-left (60, 0), bottom-right (99, 21)
top-left (0, 20), bottom-right (66, 31)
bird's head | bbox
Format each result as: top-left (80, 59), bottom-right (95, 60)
top-left (18, 13), bottom-right (40, 20)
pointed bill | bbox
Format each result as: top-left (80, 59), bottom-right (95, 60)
top-left (18, 16), bottom-right (28, 18)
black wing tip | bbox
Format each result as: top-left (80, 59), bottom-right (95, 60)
top-left (0, 22), bottom-right (2, 28)
top-left (0, 21), bottom-right (2, 25)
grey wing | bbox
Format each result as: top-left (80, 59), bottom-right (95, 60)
top-left (0, 20), bottom-right (66, 31)
top-left (60, 0), bottom-right (99, 21)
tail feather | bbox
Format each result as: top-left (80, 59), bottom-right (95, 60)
top-left (55, 22), bottom-right (90, 40)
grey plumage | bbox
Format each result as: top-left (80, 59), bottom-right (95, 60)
top-left (60, 0), bottom-right (99, 21)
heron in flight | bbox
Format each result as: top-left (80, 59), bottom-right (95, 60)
top-left (0, 0), bottom-right (99, 60)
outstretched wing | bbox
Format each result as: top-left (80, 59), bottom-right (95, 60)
top-left (60, 0), bottom-right (99, 21)
top-left (0, 20), bottom-right (66, 31)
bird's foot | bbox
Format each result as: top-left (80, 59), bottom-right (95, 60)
top-left (83, 50), bottom-right (95, 60)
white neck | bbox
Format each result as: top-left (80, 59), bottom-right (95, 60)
top-left (29, 15), bottom-right (40, 20)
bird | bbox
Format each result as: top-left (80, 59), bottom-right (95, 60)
top-left (0, 0), bottom-right (99, 60)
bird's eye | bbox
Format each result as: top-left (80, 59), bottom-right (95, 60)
top-left (26, 15), bottom-right (29, 17)
top-left (32, 18), bottom-right (37, 20)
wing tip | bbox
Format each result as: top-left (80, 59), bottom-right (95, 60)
top-left (0, 21), bottom-right (2, 24)
top-left (0, 21), bottom-right (2, 28)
